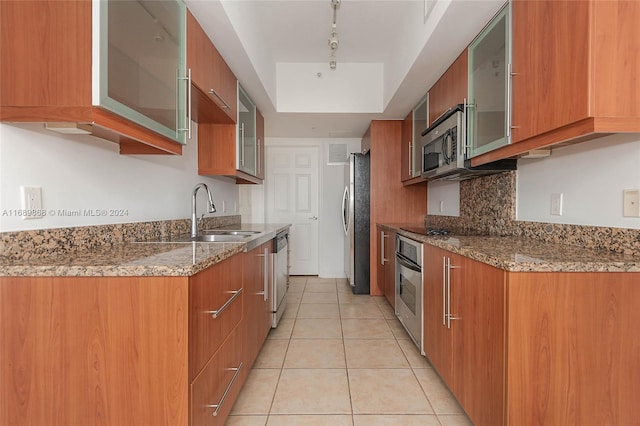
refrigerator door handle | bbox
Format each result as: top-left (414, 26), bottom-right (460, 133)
top-left (341, 186), bottom-right (349, 235)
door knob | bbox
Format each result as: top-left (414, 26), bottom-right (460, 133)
top-left (309, 216), bottom-right (318, 220)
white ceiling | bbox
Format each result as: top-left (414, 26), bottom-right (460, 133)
top-left (185, 0), bottom-right (506, 139)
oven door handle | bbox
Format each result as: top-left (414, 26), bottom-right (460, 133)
top-left (395, 253), bottom-right (421, 272)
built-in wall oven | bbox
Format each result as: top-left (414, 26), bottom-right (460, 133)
top-left (395, 235), bottom-right (423, 353)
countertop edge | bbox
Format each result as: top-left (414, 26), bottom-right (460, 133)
top-left (381, 224), bottom-right (640, 273)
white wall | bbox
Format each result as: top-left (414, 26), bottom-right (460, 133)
top-left (0, 122), bottom-right (239, 232)
top-left (240, 137), bottom-right (361, 278)
top-left (427, 180), bottom-right (460, 216)
top-left (517, 133), bottom-right (640, 228)
top-left (276, 63), bottom-right (384, 113)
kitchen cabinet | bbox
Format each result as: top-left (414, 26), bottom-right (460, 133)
top-left (400, 112), bottom-right (414, 183)
top-left (428, 50), bottom-right (468, 127)
top-left (368, 120), bottom-right (426, 294)
top-left (401, 104), bottom-right (428, 185)
top-left (0, 0), bottom-right (188, 155)
top-left (467, 3), bottom-right (511, 158)
top-left (241, 242), bottom-right (272, 374)
top-left (198, 85), bottom-right (263, 184)
top-left (423, 245), bottom-right (505, 426)
top-left (377, 227), bottom-right (396, 308)
top-left (471, 0), bottom-right (640, 166)
top-left (187, 11), bottom-right (237, 125)
top-left (0, 253), bottom-right (249, 426)
top-left (423, 243), bottom-right (640, 426)
top-left (191, 325), bottom-right (243, 426)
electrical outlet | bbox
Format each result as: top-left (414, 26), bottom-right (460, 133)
top-left (21, 186), bottom-right (44, 219)
top-left (623, 189), bottom-right (640, 217)
top-left (550, 193), bottom-right (563, 216)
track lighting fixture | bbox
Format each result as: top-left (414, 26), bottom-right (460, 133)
top-left (328, 0), bottom-right (341, 70)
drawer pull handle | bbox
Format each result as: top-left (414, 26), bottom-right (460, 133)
top-left (204, 288), bottom-right (243, 319)
top-left (207, 361), bottom-right (244, 416)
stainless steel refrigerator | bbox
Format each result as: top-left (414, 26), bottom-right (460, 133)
top-left (342, 153), bottom-right (370, 294)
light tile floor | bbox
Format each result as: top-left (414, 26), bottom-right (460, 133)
top-left (226, 277), bottom-right (473, 426)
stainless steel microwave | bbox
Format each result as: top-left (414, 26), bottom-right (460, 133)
top-left (420, 104), bottom-right (516, 181)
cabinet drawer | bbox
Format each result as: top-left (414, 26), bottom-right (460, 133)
top-left (191, 326), bottom-right (244, 426)
top-left (189, 255), bottom-right (244, 379)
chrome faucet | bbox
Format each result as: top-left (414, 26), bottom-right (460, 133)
top-left (191, 183), bottom-right (216, 237)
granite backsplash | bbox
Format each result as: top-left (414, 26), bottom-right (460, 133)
top-left (426, 172), bottom-right (640, 256)
top-left (0, 215), bottom-right (241, 261)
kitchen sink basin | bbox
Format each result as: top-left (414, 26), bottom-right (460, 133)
top-left (202, 230), bottom-right (262, 236)
top-left (171, 234), bottom-right (251, 243)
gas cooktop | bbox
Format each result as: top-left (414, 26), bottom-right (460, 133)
top-left (400, 226), bottom-right (450, 236)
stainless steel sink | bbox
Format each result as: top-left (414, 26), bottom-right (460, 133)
top-left (171, 234), bottom-right (251, 243)
top-left (202, 230), bottom-right (262, 236)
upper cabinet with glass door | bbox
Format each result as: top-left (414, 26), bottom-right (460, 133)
top-left (0, 0), bottom-right (187, 154)
top-left (467, 3), bottom-right (511, 158)
top-left (237, 85), bottom-right (257, 176)
top-left (98, 0), bottom-right (188, 145)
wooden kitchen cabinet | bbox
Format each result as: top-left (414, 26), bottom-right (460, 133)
top-left (0, 0), bottom-right (186, 155)
top-left (423, 243), bottom-right (640, 426)
top-left (472, 0), bottom-right (640, 166)
top-left (0, 253), bottom-right (250, 426)
top-left (423, 244), bottom-right (505, 426)
top-left (198, 88), bottom-right (263, 184)
top-left (241, 242), bottom-right (272, 374)
top-left (191, 326), bottom-right (244, 426)
top-left (428, 50), bottom-right (468, 126)
top-left (187, 11), bottom-right (237, 125)
top-left (377, 226), bottom-right (396, 308)
top-left (189, 253), bottom-right (244, 380)
top-left (368, 120), bottom-right (426, 294)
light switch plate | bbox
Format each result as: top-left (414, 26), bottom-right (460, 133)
top-left (550, 193), bottom-right (563, 216)
top-left (21, 186), bottom-right (44, 219)
top-left (623, 189), bottom-right (640, 217)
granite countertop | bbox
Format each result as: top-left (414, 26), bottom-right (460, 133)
top-left (0, 223), bottom-right (291, 277)
top-left (382, 224), bottom-right (640, 273)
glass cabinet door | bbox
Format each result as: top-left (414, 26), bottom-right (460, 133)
top-left (98, 0), bottom-right (188, 144)
top-left (412, 95), bottom-right (428, 177)
top-left (237, 85), bottom-right (257, 175)
top-left (467, 3), bottom-right (510, 157)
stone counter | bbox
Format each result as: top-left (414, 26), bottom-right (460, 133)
top-left (381, 224), bottom-right (640, 273)
top-left (0, 223), bottom-right (290, 277)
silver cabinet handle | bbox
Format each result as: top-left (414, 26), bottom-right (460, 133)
top-left (263, 247), bottom-right (269, 301)
top-left (381, 231), bottom-right (388, 265)
top-left (257, 139), bottom-right (261, 176)
top-left (447, 258), bottom-right (461, 328)
top-left (204, 288), bottom-right (243, 319)
top-left (207, 362), bottom-right (243, 416)
top-left (446, 257), bottom-right (451, 329)
top-left (442, 256), bottom-right (447, 326)
top-left (177, 68), bottom-right (192, 139)
top-left (506, 62), bottom-right (513, 138)
top-left (408, 142), bottom-right (413, 176)
top-left (308, 216), bottom-right (318, 220)
top-left (209, 88), bottom-right (231, 109)
top-left (240, 123), bottom-right (245, 167)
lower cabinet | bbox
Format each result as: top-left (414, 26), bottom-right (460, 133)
top-left (423, 245), bottom-right (505, 426)
top-left (0, 249), bottom-right (276, 426)
top-left (240, 242), bottom-right (273, 376)
top-left (423, 244), bottom-right (640, 426)
top-left (377, 226), bottom-right (396, 308)
top-left (191, 326), bottom-right (244, 426)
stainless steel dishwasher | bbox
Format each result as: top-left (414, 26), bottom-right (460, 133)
top-left (270, 229), bottom-right (289, 327)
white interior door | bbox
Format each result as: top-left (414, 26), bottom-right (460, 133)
top-left (266, 146), bottom-right (319, 275)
